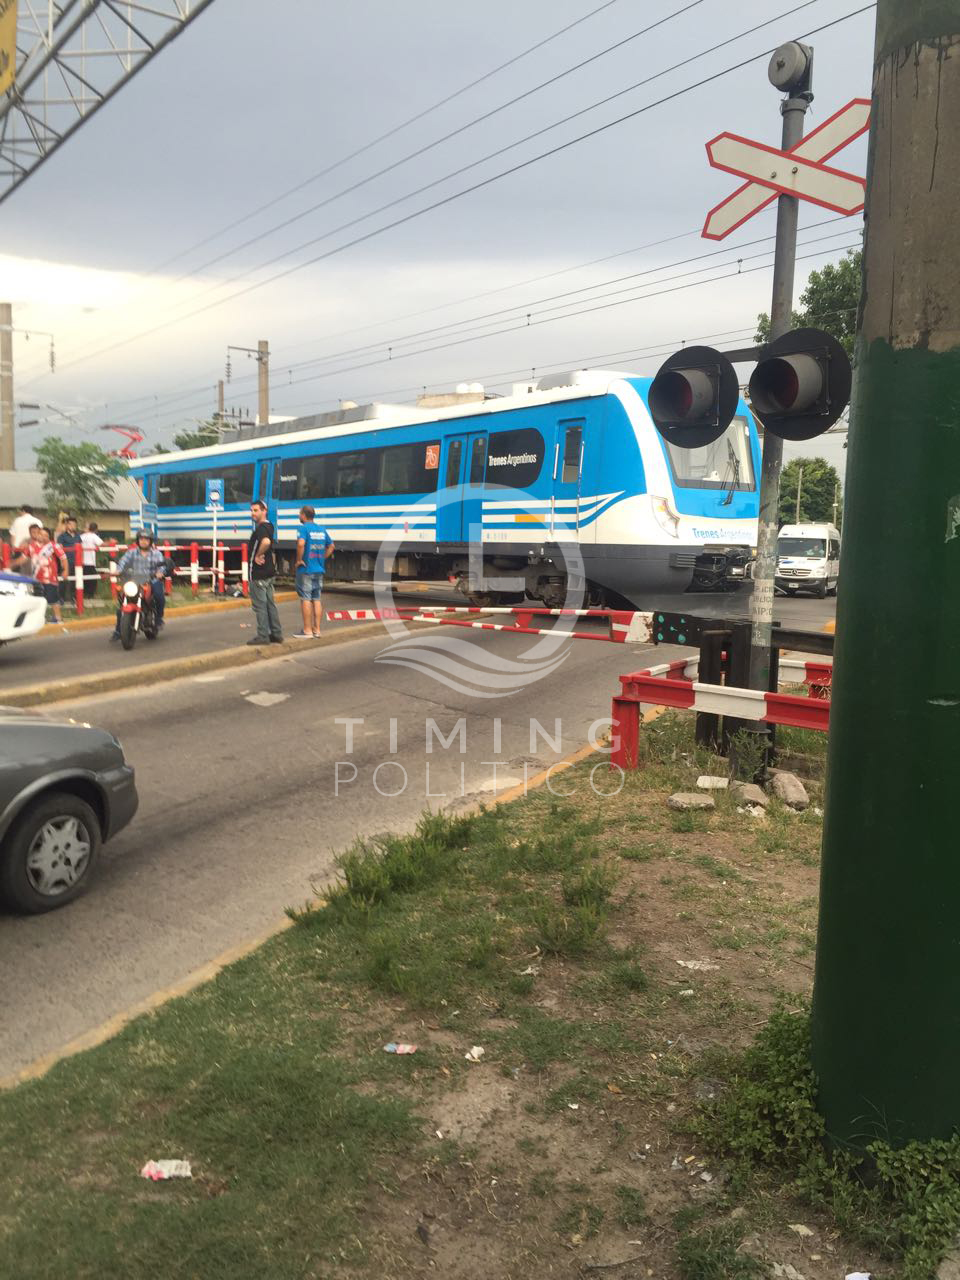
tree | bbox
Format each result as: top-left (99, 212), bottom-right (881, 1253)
top-left (778, 456), bottom-right (842, 527)
top-left (755, 248), bottom-right (862, 354)
top-left (34, 437), bottom-right (126, 518)
top-left (173, 419), bottom-right (221, 451)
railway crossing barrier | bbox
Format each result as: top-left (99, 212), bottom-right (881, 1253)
top-left (0, 540), bottom-right (253, 615)
top-left (326, 604), bottom-right (833, 768)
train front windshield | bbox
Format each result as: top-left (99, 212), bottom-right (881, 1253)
top-left (661, 414), bottom-right (755, 491)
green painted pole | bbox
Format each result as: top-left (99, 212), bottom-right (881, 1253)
top-left (810, 0), bottom-right (960, 1146)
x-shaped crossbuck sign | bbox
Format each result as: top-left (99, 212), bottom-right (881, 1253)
top-left (702, 97), bottom-right (870, 240)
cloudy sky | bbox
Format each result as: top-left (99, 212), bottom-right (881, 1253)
top-left (2, 0), bottom-right (873, 472)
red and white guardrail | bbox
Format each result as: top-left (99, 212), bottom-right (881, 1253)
top-left (326, 605), bottom-right (661, 645)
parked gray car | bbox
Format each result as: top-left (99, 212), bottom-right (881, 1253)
top-left (0, 708), bottom-right (138, 913)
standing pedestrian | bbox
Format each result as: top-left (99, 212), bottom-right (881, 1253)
top-left (57, 515), bottom-right (82, 607)
top-left (80, 521), bottom-right (104, 598)
top-left (247, 500), bottom-right (283, 645)
top-left (8, 504), bottom-right (36, 550)
top-left (293, 505), bottom-right (334, 638)
top-left (16, 526), bottom-right (68, 625)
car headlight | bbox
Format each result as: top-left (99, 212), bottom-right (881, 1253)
top-left (123, 581), bottom-right (139, 598)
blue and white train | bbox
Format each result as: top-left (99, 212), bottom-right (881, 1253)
top-left (126, 369), bottom-right (760, 607)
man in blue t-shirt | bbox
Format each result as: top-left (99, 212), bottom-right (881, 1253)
top-left (294, 504), bottom-right (334, 637)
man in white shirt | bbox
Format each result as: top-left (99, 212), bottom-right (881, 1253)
top-left (9, 505), bottom-right (38, 550)
top-left (80, 521), bottom-right (104, 597)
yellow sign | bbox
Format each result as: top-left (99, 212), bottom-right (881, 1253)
top-left (0, 0), bottom-right (16, 97)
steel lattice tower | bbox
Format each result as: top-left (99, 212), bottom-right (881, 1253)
top-left (0, 0), bottom-right (216, 205)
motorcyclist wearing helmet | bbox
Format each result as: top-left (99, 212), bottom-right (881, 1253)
top-left (110, 529), bottom-right (170, 642)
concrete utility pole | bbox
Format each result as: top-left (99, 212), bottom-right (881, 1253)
top-left (0, 302), bottom-right (13, 471)
top-left (216, 379), bottom-right (224, 422)
top-left (811, 0), bottom-right (960, 1146)
top-left (257, 339), bottom-right (269, 427)
top-left (748, 43), bottom-right (813, 692)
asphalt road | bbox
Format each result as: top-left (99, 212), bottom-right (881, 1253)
top-left (0, 582), bottom-right (462, 693)
top-left (0, 621), bottom-right (657, 1077)
top-left (0, 589), bottom-right (835, 1078)
top-left (0, 583), bottom-right (836, 695)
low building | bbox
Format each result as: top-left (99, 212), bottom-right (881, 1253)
top-left (0, 470), bottom-right (143, 546)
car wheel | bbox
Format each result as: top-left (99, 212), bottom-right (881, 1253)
top-left (816, 579), bottom-right (828, 599)
top-left (0, 792), bottom-right (102, 913)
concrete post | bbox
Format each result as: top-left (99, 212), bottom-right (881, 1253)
top-left (257, 340), bottom-right (269, 427)
top-left (810, 0), bottom-right (960, 1145)
top-left (0, 302), bottom-right (13, 471)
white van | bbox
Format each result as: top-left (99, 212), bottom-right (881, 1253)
top-left (776, 523), bottom-right (840, 598)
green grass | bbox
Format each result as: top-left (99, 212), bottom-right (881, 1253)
top-left (4, 711), bottom-right (926, 1279)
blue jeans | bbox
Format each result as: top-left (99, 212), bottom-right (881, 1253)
top-left (296, 572), bottom-right (324, 602)
top-left (250, 576), bottom-right (282, 641)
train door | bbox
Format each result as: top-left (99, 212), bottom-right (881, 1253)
top-left (551, 420), bottom-right (584, 537)
top-left (437, 433), bottom-right (487, 542)
top-left (256, 457), bottom-right (280, 525)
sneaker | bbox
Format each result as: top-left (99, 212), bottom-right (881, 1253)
top-left (312, 631), bottom-right (322, 638)
top-left (109, 632), bottom-right (120, 643)
top-left (246, 637), bottom-right (268, 646)
top-left (270, 635), bottom-right (284, 644)
top-left (291, 631), bottom-right (310, 639)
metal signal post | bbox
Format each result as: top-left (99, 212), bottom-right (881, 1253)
top-left (748, 41), bottom-right (813, 696)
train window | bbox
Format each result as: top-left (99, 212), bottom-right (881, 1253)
top-left (469, 437), bottom-right (487, 484)
top-left (298, 455), bottom-right (329, 499)
top-left (378, 442), bottom-right (441, 494)
top-left (485, 428), bottom-right (543, 489)
top-left (561, 425), bottom-right (582, 484)
top-left (220, 465), bottom-right (255, 505)
top-left (157, 472), bottom-right (199, 506)
top-left (278, 465), bottom-right (301, 500)
top-left (661, 414), bottom-right (755, 491)
top-left (445, 440), bottom-right (462, 487)
top-left (257, 463), bottom-right (268, 500)
top-left (335, 452), bottom-right (367, 497)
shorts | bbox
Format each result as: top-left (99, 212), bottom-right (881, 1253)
top-left (40, 582), bottom-right (60, 606)
top-left (296, 572), bottom-right (324, 602)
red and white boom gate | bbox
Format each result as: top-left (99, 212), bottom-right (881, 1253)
top-left (326, 606), bottom-right (833, 760)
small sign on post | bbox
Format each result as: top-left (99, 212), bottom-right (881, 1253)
top-left (205, 478), bottom-right (224, 594)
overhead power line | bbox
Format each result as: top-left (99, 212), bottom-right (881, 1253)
top-left (89, 234), bottom-right (860, 435)
top-left (170, 0), bottom-right (710, 283)
top-left (149, 0), bottom-right (628, 274)
top-left (49, 2), bottom-right (873, 378)
top-left (61, 218), bottom-right (859, 425)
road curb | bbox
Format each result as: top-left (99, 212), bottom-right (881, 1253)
top-left (0, 725), bottom-right (648, 1090)
top-left (0, 620), bottom-right (388, 707)
top-left (38, 592), bottom-right (299, 635)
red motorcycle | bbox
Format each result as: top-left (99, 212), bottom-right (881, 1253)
top-left (119, 578), bottom-right (159, 650)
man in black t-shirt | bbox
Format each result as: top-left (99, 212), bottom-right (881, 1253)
top-left (57, 515), bottom-right (82, 606)
top-left (247, 500), bottom-right (284, 645)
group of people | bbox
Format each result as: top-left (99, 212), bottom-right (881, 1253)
top-left (6, 504), bottom-right (105, 625)
top-left (4, 498), bottom-right (336, 640)
top-left (247, 501), bottom-right (334, 644)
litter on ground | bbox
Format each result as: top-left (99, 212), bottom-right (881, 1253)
top-left (140, 1159), bottom-right (192, 1181)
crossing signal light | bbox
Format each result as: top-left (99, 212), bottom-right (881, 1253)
top-left (648, 345), bottom-right (739, 449)
top-left (748, 326), bottom-right (852, 441)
